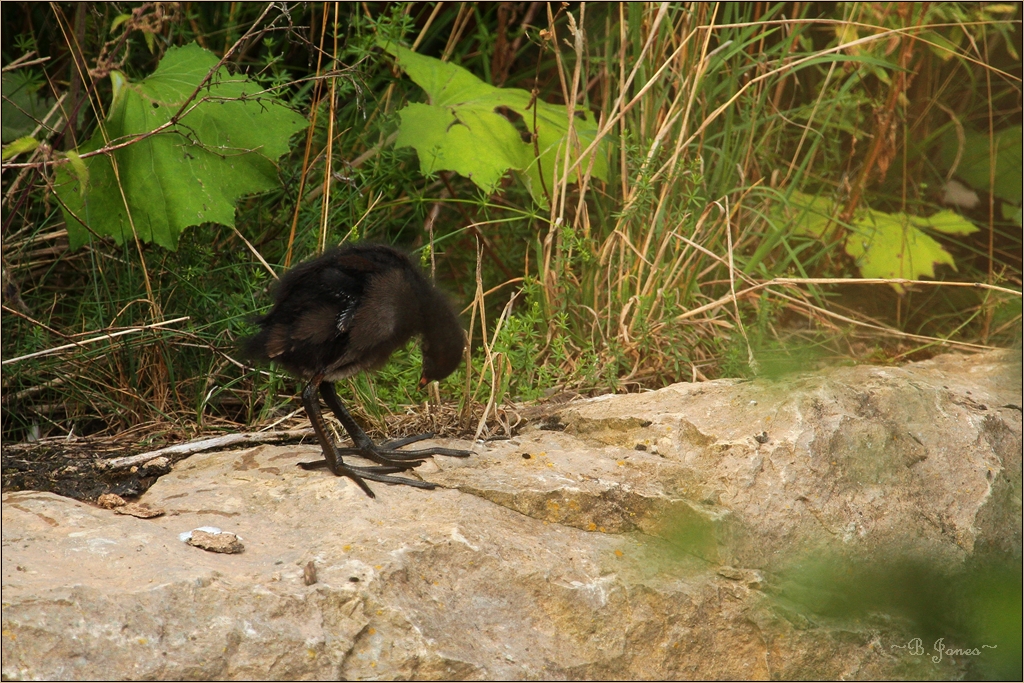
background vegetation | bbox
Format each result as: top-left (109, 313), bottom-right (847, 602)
top-left (2, 2), bottom-right (1021, 447)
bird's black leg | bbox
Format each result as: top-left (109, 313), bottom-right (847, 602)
top-left (300, 377), bottom-right (343, 475)
top-left (318, 381), bottom-right (404, 455)
top-left (320, 382), bottom-right (473, 464)
top-left (298, 376), bottom-right (436, 497)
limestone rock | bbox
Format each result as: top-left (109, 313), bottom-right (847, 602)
top-left (3, 351), bottom-right (1020, 680)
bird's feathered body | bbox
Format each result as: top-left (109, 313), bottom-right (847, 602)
top-left (243, 243), bottom-right (471, 498)
top-left (245, 244), bottom-right (464, 384)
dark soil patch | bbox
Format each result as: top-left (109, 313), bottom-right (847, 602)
top-left (1, 443), bottom-right (167, 502)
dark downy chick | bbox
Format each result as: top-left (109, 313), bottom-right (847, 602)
top-left (245, 244), bottom-right (471, 497)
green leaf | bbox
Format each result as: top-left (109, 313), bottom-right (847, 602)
top-left (110, 13), bottom-right (131, 32)
top-left (53, 43), bottom-right (308, 251)
top-left (382, 42), bottom-right (608, 206)
top-left (775, 195), bottom-right (977, 292)
top-left (910, 208), bottom-right (979, 236)
top-left (1, 135), bottom-right (38, 161)
top-left (2, 71), bottom-right (52, 143)
top-left (64, 150), bottom-right (88, 195)
top-left (844, 209), bottom-right (972, 292)
top-left (396, 102), bottom-right (530, 191)
top-left (939, 125), bottom-right (1022, 204)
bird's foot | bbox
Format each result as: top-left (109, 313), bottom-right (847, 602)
top-left (345, 432), bottom-right (474, 466)
top-left (298, 433), bottom-right (473, 497)
top-left (297, 460), bottom-right (436, 498)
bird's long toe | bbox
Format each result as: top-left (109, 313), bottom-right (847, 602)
top-left (380, 433), bottom-right (435, 449)
top-left (345, 464), bottom-right (437, 490)
top-left (298, 458), bottom-right (410, 474)
top-left (378, 445), bottom-right (473, 459)
top-left (330, 447), bottom-right (426, 468)
top-left (377, 431), bottom-right (474, 460)
top-left (350, 443), bottom-right (473, 466)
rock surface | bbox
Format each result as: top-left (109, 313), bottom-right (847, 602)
top-left (3, 351), bottom-right (1021, 680)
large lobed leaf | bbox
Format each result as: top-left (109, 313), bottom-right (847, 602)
top-left (787, 192), bottom-right (979, 292)
top-left (54, 43), bottom-right (308, 251)
top-left (382, 43), bottom-right (608, 207)
top-left (845, 209), bottom-right (978, 291)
